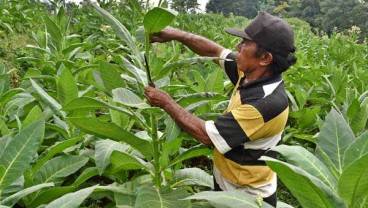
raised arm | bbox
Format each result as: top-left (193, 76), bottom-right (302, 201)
top-left (151, 27), bottom-right (225, 59)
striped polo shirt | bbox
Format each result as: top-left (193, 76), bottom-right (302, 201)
top-left (205, 49), bottom-right (289, 197)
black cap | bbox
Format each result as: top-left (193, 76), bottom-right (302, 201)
top-left (225, 11), bottom-right (295, 57)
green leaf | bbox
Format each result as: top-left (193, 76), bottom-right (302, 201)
top-left (0, 73), bottom-right (10, 96)
top-left (143, 7), bottom-right (177, 35)
top-left (109, 150), bottom-right (148, 173)
top-left (88, 1), bottom-right (140, 57)
top-left (343, 131), bottom-right (368, 168)
top-left (0, 89), bottom-right (24, 107)
top-left (95, 139), bottom-right (128, 175)
top-left (164, 117), bottom-right (181, 142)
top-left (99, 61), bottom-right (126, 92)
top-left (115, 192), bottom-right (136, 207)
top-left (62, 97), bottom-right (132, 115)
top-left (205, 68), bottom-right (223, 93)
top-left (338, 154), bottom-right (368, 207)
top-left (68, 117), bottom-right (152, 158)
top-left (72, 167), bottom-right (98, 188)
top-left (172, 168), bottom-right (213, 188)
top-left (44, 15), bottom-right (62, 51)
top-left (30, 79), bottom-right (65, 118)
top-left (168, 145), bottom-right (212, 167)
top-left (31, 137), bottom-right (83, 174)
top-left (57, 68), bottom-right (78, 105)
top-left (45, 186), bottom-right (97, 208)
top-left (271, 145), bottom-right (338, 190)
top-left (22, 105), bottom-right (43, 129)
top-left (0, 120), bottom-right (44, 189)
top-left (316, 109), bottom-right (355, 174)
top-left (350, 98), bottom-right (368, 134)
top-left (346, 99), bottom-right (360, 121)
top-left (263, 157), bottom-right (346, 208)
top-left (0, 183), bottom-right (54, 207)
top-left (119, 55), bottom-right (147, 86)
top-left (0, 119), bottom-right (9, 137)
top-left (135, 186), bottom-right (190, 208)
top-left (186, 191), bottom-right (273, 208)
top-left (33, 155), bottom-right (89, 185)
top-left (112, 88), bottom-right (150, 109)
top-left (188, 70), bottom-right (205, 92)
top-left (27, 186), bottom-right (75, 208)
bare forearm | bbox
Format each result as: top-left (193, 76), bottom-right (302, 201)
top-left (177, 32), bottom-right (224, 57)
top-left (155, 28), bottom-right (224, 57)
top-left (163, 101), bottom-right (212, 146)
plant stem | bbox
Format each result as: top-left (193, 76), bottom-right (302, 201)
top-left (151, 113), bottom-right (161, 188)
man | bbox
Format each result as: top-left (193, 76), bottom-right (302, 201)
top-left (144, 11), bottom-right (297, 207)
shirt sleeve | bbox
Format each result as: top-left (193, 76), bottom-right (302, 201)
top-left (205, 104), bottom-right (265, 154)
top-left (218, 49), bottom-right (239, 86)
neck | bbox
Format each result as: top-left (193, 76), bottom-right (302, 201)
top-left (244, 68), bottom-right (271, 82)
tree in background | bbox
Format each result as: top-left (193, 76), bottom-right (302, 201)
top-left (170, 0), bottom-right (200, 13)
top-left (206, 0), bottom-right (259, 18)
top-left (319, 0), bottom-right (368, 38)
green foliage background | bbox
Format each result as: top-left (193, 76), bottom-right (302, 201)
top-left (0, 0), bottom-right (367, 207)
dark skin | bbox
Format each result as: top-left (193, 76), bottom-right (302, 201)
top-left (144, 27), bottom-right (273, 146)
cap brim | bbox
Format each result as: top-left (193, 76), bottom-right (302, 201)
top-left (225, 28), bottom-right (253, 40)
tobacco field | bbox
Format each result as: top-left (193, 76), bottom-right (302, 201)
top-left (0, 0), bottom-right (367, 207)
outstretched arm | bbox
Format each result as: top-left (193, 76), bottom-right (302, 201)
top-left (151, 27), bottom-right (225, 59)
top-left (144, 86), bottom-right (212, 146)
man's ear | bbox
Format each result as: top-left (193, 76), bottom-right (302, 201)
top-left (259, 52), bottom-right (273, 66)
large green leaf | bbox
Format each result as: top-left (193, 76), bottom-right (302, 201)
top-left (57, 68), bottom-right (78, 105)
top-left (188, 70), bottom-right (205, 92)
top-left (350, 98), bottom-right (368, 134)
top-left (186, 191), bottom-right (273, 208)
top-left (143, 7), bottom-right (177, 35)
top-left (262, 157), bottom-right (346, 208)
top-left (135, 186), bottom-right (190, 208)
top-left (343, 131), bottom-right (368, 168)
top-left (68, 117), bottom-right (153, 158)
top-left (168, 145), bottom-right (212, 167)
top-left (164, 117), bottom-right (181, 142)
top-left (205, 68), bottom-right (224, 93)
top-left (0, 89), bottom-right (24, 107)
top-left (72, 167), bottom-right (98, 188)
top-left (44, 15), bottom-right (62, 50)
top-left (115, 192), bottom-right (136, 207)
top-left (30, 79), bottom-right (65, 118)
top-left (88, 1), bottom-right (140, 57)
top-left (22, 105), bottom-right (43, 129)
top-left (0, 183), bottom-right (54, 207)
top-left (0, 120), bottom-right (44, 189)
top-left (0, 120), bottom-right (9, 137)
top-left (62, 97), bottom-right (132, 115)
top-left (271, 145), bottom-right (337, 190)
top-left (33, 155), bottom-right (88, 185)
top-left (45, 186), bottom-right (96, 208)
top-left (119, 55), bottom-right (147, 86)
top-left (112, 88), bottom-right (150, 109)
top-left (0, 71), bottom-right (9, 96)
top-left (99, 61), bottom-right (126, 92)
top-left (95, 139), bottom-right (128, 175)
top-left (172, 168), bottom-right (213, 188)
top-left (316, 109), bottom-right (355, 174)
top-left (27, 186), bottom-right (75, 208)
top-left (338, 153), bottom-right (368, 207)
top-left (31, 137), bottom-right (83, 174)
top-left (109, 150), bottom-right (149, 173)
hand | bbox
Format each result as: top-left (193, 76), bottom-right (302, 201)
top-left (150, 26), bottom-right (181, 43)
top-left (144, 86), bottom-right (174, 109)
